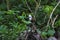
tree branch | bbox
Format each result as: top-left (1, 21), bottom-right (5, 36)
top-left (47, 1), bottom-right (60, 26)
top-left (52, 15), bottom-right (58, 28)
top-left (26, 1), bottom-right (33, 13)
top-left (34, 0), bottom-right (41, 15)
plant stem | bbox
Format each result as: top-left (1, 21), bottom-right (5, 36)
top-left (6, 0), bottom-right (10, 10)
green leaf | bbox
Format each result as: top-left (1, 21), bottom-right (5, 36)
top-left (47, 30), bottom-right (55, 36)
top-left (55, 20), bottom-right (60, 27)
top-left (22, 20), bottom-right (31, 24)
top-left (18, 16), bottom-right (25, 19)
top-left (41, 31), bottom-right (47, 37)
top-left (43, 5), bottom-right (53, 14)
top-left (6, 10), bottom-right (15, 14)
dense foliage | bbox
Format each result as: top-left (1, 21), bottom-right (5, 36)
top-left (0, 0), bottom-right (60, 40)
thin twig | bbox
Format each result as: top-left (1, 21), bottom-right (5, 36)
top-left (52, 15), bottom-right (58, 28)
top-left (34, 0), bottom-right (41, 15)
top-left (34, 0), bottom-right (41, 21)
top-left (26, 1), bottom-right (33, 13)
top-left (47, 1), bottom-right (60, 26)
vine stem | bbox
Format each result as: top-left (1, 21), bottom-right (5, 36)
top-left (47, 1), bottom-right (60, 27)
